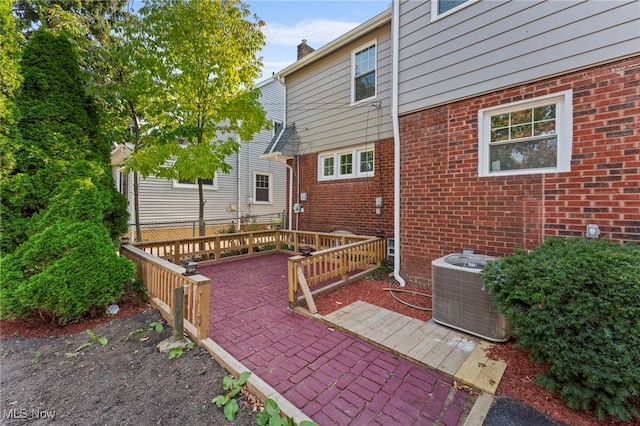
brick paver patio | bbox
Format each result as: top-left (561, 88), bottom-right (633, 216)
top-left (199, 253), bottom-right (472, 425)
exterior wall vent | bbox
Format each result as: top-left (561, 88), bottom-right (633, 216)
top-left (431, 253), bottom-right (510, 342)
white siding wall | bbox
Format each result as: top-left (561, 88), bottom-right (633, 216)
top-left (285, 23), bottom-right (393, 155)
top-left (131, 79), bottom-right (286, 225)
top-left (398, 0), bottom-right (640, 115)
top-left (238, 79), bottom-right (287, 220)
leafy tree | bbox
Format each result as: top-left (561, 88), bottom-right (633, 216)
top-left (0, 0), bottom-right (23, 178)
top-left (1, 29), bottom-right (127, 252)
top-left (130, 0), bottom-right (269, 235)
top-left (95, 12), bottom-right (156, 241)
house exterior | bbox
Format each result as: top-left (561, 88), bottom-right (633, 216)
top-left (395, 0), bottom-right (640, 287)
top-left (268, 9), bottom-right (395, 237)
top-left (273, 0), bottom-right (639, 288)
top-left (111, 78), bottom-right (287, 240)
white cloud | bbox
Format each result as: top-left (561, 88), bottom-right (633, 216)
top-left (264, 18), bottom-right (361, 47)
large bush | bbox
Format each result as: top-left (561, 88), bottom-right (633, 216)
top-left (0, 220), bottom-right (135, 324)
top-left (482, 237), bottom-right (640, 420)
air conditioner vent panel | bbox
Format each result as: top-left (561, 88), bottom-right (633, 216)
top-left (432, 253), bottom-right (510, 342)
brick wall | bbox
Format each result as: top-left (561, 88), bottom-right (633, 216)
top-left (288, 138), bottom-right (395, 238)
top-left (400, 56), bottom-right (640, 288)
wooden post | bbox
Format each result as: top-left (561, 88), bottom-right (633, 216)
top-left (296, 266), bottom-right (317, 314)
top-left (173, 286), bottom-right (184, 341)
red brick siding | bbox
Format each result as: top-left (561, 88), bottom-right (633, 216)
top-left (287, 139), bottom-right (395, 238)
top-left (399, 56), bottom-right (640, 288)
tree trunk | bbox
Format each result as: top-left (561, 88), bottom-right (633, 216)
top-left (198, 179), bottom-right (205, 236)
top-left (134, 171), bottom-right (142, 241)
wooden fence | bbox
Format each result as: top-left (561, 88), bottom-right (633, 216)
top-left (287, 237), bottom-right (385, 309)
top-left (119, 244), bottom-right (210, 341)
top-left (132, 230), bottom-right (376, 265)
top-left (122, 230), bottom-right (384, 341)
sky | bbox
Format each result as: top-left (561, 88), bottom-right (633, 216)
top-left (245, 1), bottom-right (391, 83)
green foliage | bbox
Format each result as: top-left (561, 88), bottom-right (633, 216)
top-left (76, 329), bottom-right (108, 352)
top-left (131, 0), bottom-right (270, 235)
top-left (212, 371), bottom-right (251, 421)
top-left (0, 221), bottom-right (135, 324)
top-left (482, 237), bottom-right (640, 421)
top-left (257, 399), bottom-right (320, 426)
top-left (30, 350), bottom-right (42, 365)
top-left (168, 342), bottom-right (195, 360)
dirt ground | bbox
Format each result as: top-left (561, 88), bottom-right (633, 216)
top-left (1, 273), bottom-right (636, 426)
top-left (0, 309), bottom-right (257, 425)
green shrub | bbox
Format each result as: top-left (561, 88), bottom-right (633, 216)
top-left (0, 221), bottom-right (135, 324)
top-left (482, 237), bottom-right (640, 421)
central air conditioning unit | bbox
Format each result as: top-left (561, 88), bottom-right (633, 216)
top-left (431, 253), bottom-right (510, 342)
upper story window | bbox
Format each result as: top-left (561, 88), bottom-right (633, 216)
top-left (273, 120), bottom-right (283, 137)
top-left (432, 0), bottom-right (475, 21)
top-left (319, 145), bottom-right (374, 181)
top-left (478, 90), bottom-right (573, 177)
top-left (352, 41), bottom-right (377, 104)
top-left (254, 172), bottom-right (272, 203)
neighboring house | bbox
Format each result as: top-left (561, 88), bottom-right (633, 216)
top-left (111, 78), bottom-right (287, 239)
top-left (271, 0), bottom-right (639, 288)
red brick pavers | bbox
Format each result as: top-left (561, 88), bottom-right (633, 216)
top-left (200, 253), bottom-right (471, 425)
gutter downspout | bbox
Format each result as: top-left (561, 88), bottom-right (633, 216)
top-left (237, 134), bottom-right (242, 227)
top-left (285, 161), bottom-right (293, 230)
top-left (392, 0), bottom-right (406, 287)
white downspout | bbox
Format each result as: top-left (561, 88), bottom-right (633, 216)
top-left (285, 162), bottom-right (293, 230)
top-left (392, 0), bottom-right (406, 287)
top-left (236, 134), bottom-right (242, 226)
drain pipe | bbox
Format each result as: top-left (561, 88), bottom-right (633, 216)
top-left (391, 0), bottom-right (406, 287)
top-left (284, 161), bottom-right (293, 230)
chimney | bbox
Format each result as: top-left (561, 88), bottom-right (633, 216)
top-left (297, 39), bottom-right (315, 60)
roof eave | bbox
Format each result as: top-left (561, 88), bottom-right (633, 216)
top-left (274, 8), bottom-right (391, 79)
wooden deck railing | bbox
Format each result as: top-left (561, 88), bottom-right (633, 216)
top-left (132, 230), bottom-right (376, 265)
top-left (287, 237), bottom-right (385, 309)
top-left (120, 244), bottom-right (210, 341)
top-left (124, 230), bottom-right (383, 340)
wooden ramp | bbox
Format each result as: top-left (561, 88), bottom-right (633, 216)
top-left (322, 301), bottom-right (507, 394)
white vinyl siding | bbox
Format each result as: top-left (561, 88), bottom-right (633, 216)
top-left (285, 23), bottom-right (392, 155)
top-left (478, 90), bottom-right (573, 177)
top-left (319, 145), bottom-right (374, 181)
top-left (398, 0), bottom-right (640, 115)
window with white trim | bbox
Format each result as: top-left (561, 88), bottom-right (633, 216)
top-left (431, 0), bottom-right (476, 21)
top-left (352, 41), bottom-right (377, 104)
top-left (173, 175), bottom-right (218, 189)
top-left (478, 90), bottom-right (573, 177)
top-left (273, 120), bottom-right (283, 137)
top-left (254, 172), bottom-right (272, 203)
top-left (318, 146), bottom-right (374, 181)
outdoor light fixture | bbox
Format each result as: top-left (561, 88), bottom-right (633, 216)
top-left (120, 236), bottom-right (130, 245)
top-left (183, 261), bottom-right (198, 276)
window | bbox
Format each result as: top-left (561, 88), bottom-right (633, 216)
top-left (319, 146), bottom-right (374, 181)
top-left (273, 120), bottom-right (283, 137)
top-left (478, 90), bottom-right (573, 177)
top-left (254, 172), bottom-right (272, 203)
top-left (352, 41), bottom-right (377, 104)
top-left (432, 0), bottom-right (475, 21)
top-left (173, 175), bottom-right (218, 189)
